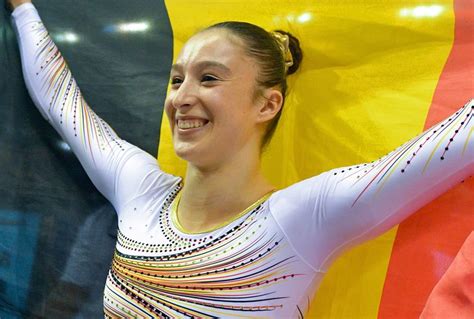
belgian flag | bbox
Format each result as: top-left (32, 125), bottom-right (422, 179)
top-left (159, 0), bottom-right (473, 317)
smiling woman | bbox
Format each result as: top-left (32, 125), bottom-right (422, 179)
top-left (7, 0), bottom-right (474, 317)
top-left (163, 23), bottom-right (306, 237)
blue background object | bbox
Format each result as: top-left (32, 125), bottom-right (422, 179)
top-left (0, 211), bottom-right (40, 316)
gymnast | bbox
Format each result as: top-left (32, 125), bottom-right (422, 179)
top-left (7, 0), bottom-right (474, 317)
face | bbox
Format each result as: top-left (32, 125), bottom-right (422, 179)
top-left (164, 30), bottom-right (267, 169)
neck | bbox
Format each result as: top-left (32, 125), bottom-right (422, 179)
top-left (177, 144), bottom-right (275, 233)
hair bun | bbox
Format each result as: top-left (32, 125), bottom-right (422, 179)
top-left (273, 30), bottom-right (303, 75)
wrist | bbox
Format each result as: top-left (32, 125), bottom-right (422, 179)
top-left (9, 0), bottom-right (32, 10)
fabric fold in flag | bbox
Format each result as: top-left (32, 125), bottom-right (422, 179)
top-left (420, 231), bottom-right (474, 319)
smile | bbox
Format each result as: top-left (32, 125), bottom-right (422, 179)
top-left (175, 119), bottom-right (210, 134)
top-left (177, 119), bottom-right (209, 129)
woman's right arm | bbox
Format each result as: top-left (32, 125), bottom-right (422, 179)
top-left (10, 3), bottom-right (179, 210)
top-left (270, 99), bottom-right (473, 272)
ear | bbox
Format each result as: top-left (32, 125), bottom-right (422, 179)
top-left (255, 88), bottom-right (283, 124)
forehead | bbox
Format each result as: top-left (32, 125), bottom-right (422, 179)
top-left (174, 30), bottom-right (254, 71)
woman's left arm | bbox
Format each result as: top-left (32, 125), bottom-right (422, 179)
top-left (269, 99), bottom-right (473, 272)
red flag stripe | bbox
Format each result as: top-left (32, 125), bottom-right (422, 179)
top-left (378, 0), bottom-right (474, 318)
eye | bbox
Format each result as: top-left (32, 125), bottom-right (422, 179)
top-left (170, 77), bottom-right (183, 85)
top-left (201, 75), bottom-right (218, 82)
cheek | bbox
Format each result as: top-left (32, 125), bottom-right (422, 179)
top-left (215, 108), bottom-right (252, 140)
top-left (164, 99), bottom-right (174, 123)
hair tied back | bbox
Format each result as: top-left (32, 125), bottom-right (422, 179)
top-left (270, 31), bottom-right (294, 73)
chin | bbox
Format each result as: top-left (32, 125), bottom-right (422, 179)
top-left (174, 141), bottom-right (203, 161)
top-left (174, 142), bottom-right (220, 170)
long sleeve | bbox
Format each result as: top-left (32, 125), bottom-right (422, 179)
top-left (11, 3), bottom-right (179, 212)
top-left (269, 99), bottom-right (474, 272)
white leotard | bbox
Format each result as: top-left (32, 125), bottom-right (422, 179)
top-left (12, 4), bottom-right (473, 318)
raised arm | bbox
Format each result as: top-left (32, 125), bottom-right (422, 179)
top-left (10, 3), bottom-right (179, 211)
top-left (270, 99), bottom-right (473, 271)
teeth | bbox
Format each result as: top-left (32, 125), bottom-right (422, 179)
top-left (177, 119), bottom-right (207, 129)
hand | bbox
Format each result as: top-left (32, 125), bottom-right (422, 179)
top-left (6, 0), bottom-right (31, 11)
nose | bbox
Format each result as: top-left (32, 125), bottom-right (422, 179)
top-left (171, 78), bottom-right (198, 110)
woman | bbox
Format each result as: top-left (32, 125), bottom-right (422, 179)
top-left (8, 0), bottom-right (473, 317)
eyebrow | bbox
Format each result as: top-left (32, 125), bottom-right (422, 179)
top-left (171, 61), bottom-right (232, 76)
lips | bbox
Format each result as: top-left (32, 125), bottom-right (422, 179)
top-left (177, 118), bottom-right (209, 129)
top-left (174, 116), bottom-right (210, 134)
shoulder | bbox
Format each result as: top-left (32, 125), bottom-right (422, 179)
top-left (268, 170), bottom-right (333, 215)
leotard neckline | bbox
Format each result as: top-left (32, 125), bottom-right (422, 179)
top-left (170, 185), bottom-right (276, 235)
